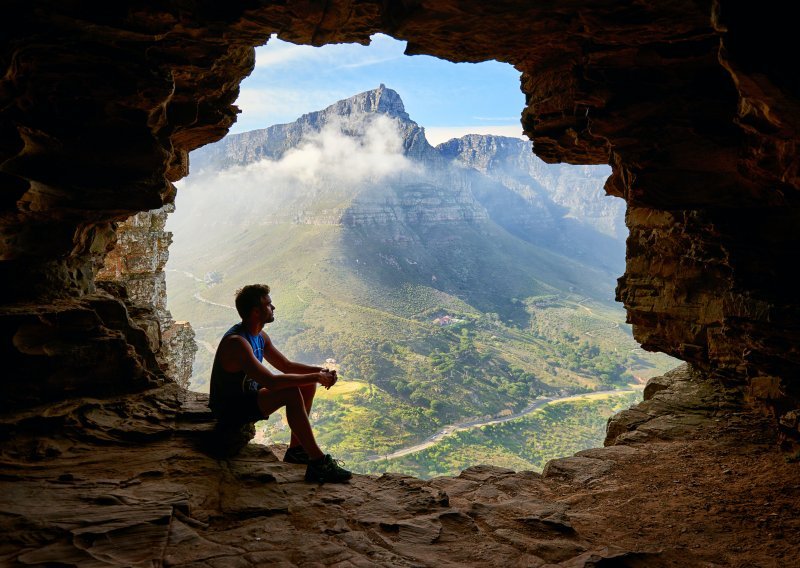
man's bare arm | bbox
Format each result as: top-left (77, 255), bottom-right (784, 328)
top-left (218, 336), bottom-right (333, 389)
top-left (262, 333), bottom-right (324, 375)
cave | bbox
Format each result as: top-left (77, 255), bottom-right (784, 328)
top-left (2, 1), bottom-right (798, 565)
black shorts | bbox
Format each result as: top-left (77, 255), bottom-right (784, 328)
top-left (211, 390), bottom-right (266, 424)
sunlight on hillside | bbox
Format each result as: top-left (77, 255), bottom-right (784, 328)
top-left (165, 34), bottom-right (680, 478)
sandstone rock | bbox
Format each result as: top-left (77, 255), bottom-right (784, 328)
top-left (605, 363), bottom-right (746, 446)
top-left (0, 0), bottom-right (797, 439)
top-left (779, 410), bottom-right (800, 434)
top-left (98, 205), bottom-right (198, 389)
top-left (542, 457), bottom-right (614, 484)
top-left (2, 371), bottom-right (800, 566)
top-left (555, 546), bottom-right (664, 568)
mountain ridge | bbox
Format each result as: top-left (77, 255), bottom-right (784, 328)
top-left (185, 86), bottom-right (624, 268)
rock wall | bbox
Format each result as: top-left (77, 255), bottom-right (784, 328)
top-left (97, 205), bottom-right (197, 390)
top-left (1, 1), bottom-right (798, 437)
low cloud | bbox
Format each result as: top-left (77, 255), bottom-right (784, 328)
top-left (173, 116), bottom-right (417, 228)
top-left (266, 115), bottom-right (415, 186)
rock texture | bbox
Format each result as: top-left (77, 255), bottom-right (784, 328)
top-left (1, 367), bottom-right (797, 566)
top-left (97, 205), bottom-right (197, 389)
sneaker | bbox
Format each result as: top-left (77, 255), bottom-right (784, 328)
top-left (283, 446), bottom-right (311, 464)
top-left (305, 454), bottom-right (353, 483)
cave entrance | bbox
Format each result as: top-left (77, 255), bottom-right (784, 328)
top-left (161, 34), bottom-right (676, 478)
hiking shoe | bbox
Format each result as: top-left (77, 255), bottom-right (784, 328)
top-left (283, 446), bottom-right (311, 464)
top-left (305, 454), bottom-right (353, 483)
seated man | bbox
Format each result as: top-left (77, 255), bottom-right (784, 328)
top-left (209, 283), bottom-right (351, 483)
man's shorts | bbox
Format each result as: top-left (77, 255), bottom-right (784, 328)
top-left (211, 390), bottom-right (267, 424)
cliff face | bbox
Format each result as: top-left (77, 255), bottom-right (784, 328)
top-left (191, 84), bottom-right (433, 170)
top-left (1, 365), bottom-right (797, 566)
top-left (181, 87), bottom-right (624, 272)
top-left (97, 205), bottom-right (197, 389)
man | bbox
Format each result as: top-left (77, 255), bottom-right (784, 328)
top-left (209, 284), bottom-right (352, 483)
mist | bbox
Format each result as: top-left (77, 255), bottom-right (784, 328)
top-left (170, 115), bottom-right (418, 232)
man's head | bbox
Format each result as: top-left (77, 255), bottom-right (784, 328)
top-left (235, 284), bottom-right (273, 323)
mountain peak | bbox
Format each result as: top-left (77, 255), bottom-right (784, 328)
top-left (324, 84), bottom-right (410, 121)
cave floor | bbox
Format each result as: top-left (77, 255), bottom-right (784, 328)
top-left (1, 369), bottom-right (798, 567)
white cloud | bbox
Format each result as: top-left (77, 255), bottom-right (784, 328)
top-left (254, 34), bottom-right (405, 71)
top-left (254, 41), bottom-right (320, 68)
top-left (261, 115), bottom-right (416, 186)
top-left (424, 125), bottom-right (527, 146)
top-left (338, 55), bottom-right (404, 70)
top-left (174, 116), bottom-right (418, 227)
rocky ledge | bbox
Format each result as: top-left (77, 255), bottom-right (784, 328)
top-left (1, 365), bottom-right (797, 567)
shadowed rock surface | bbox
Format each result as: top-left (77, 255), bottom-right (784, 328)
top-left (2, 366), bottom-right (797, 566)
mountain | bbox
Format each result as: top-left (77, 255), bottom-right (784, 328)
top-left (190, 85), bottom-right (437, 169)
top-left (166, 86), bottom-right (676, 473)
top-left (184, 84), bottom-right (625, 273)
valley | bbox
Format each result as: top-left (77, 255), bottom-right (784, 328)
top-left (166, 86), bottom-right (678, 477)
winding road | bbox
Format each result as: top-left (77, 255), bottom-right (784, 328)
top-left (367, 387), bottom-right (642, 461)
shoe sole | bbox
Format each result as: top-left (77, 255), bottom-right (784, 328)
top-left (304, 474), bottom-right (353, 483)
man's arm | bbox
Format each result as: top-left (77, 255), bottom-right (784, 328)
top-left (262, 332), bottom-right (338, 389)
top-left (218, 335), bottom-right (333, 389)
top-left (262, 332), bottom-right (323, 375)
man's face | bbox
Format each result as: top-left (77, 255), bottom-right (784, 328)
top-left (257, 295), bottom-right (275, 325)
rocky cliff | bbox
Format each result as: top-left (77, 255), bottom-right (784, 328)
top-left (191, 84), bottom-right (435, 170)
top-left (181, 87), bottom-right (624, 272)
top-left (97, 205), bottom-right (197, 390)
top-left (1, 365), bottom-right (797, 565)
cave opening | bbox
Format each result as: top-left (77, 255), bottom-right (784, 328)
top-left (4, 3), bottom-right (800, 565)
top-left (152, 34), bottom-right (678, 478)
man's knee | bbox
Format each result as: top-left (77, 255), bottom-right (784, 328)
top-left (257, 386), bottom-right (303, 415)
top-left (285, 386), bottom-right (305, 404)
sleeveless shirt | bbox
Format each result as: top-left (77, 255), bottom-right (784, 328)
top-left (208, 323), bottom-right (266, 412)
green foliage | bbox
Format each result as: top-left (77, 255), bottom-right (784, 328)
top-left (356, 391), bottom-right (642, 478)
top-left (167, 221), bottom-right (679, 477)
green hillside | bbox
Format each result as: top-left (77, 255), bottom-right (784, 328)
top-left (165, 86), bottom-right (678, 475)
top-left (166, 218), bottom-right (676, 473)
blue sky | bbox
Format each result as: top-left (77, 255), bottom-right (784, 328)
top-left (232, 34), bottom-right (525, 145)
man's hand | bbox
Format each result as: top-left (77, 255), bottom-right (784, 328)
top-left (318, 369), bottom-right (337, 389)
top-left (326, 368), bottom-right (338, 388)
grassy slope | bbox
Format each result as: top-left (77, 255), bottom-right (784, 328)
top-left (166, 217), bottom-right (678, 475)
top-left (359, 390), bottom-right (643, 478)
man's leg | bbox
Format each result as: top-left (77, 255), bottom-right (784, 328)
top-left (288, 383), bottom-right (316, 450)
top-left (257, 387), bottom-right (324, 461)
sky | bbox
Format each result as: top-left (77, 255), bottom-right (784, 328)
top-left (231, 34), bottom-right (526, 145)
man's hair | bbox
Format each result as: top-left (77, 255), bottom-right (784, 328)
top-left (234, 284), bottom-right (271, 320)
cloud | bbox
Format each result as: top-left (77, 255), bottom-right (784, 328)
top-left (253, 41), bottom-right (320, 68)
top-left (254, 34), bottom-right (405, 71)
top-left (338, 56), bottom-right (404, 70)
top-left (259, 115), bottom-right (416, 186)
top-left (174, 116), bottom-right (418, 227)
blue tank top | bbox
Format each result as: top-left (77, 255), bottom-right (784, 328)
top-left (209, 323), bottom-right (266, 411)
